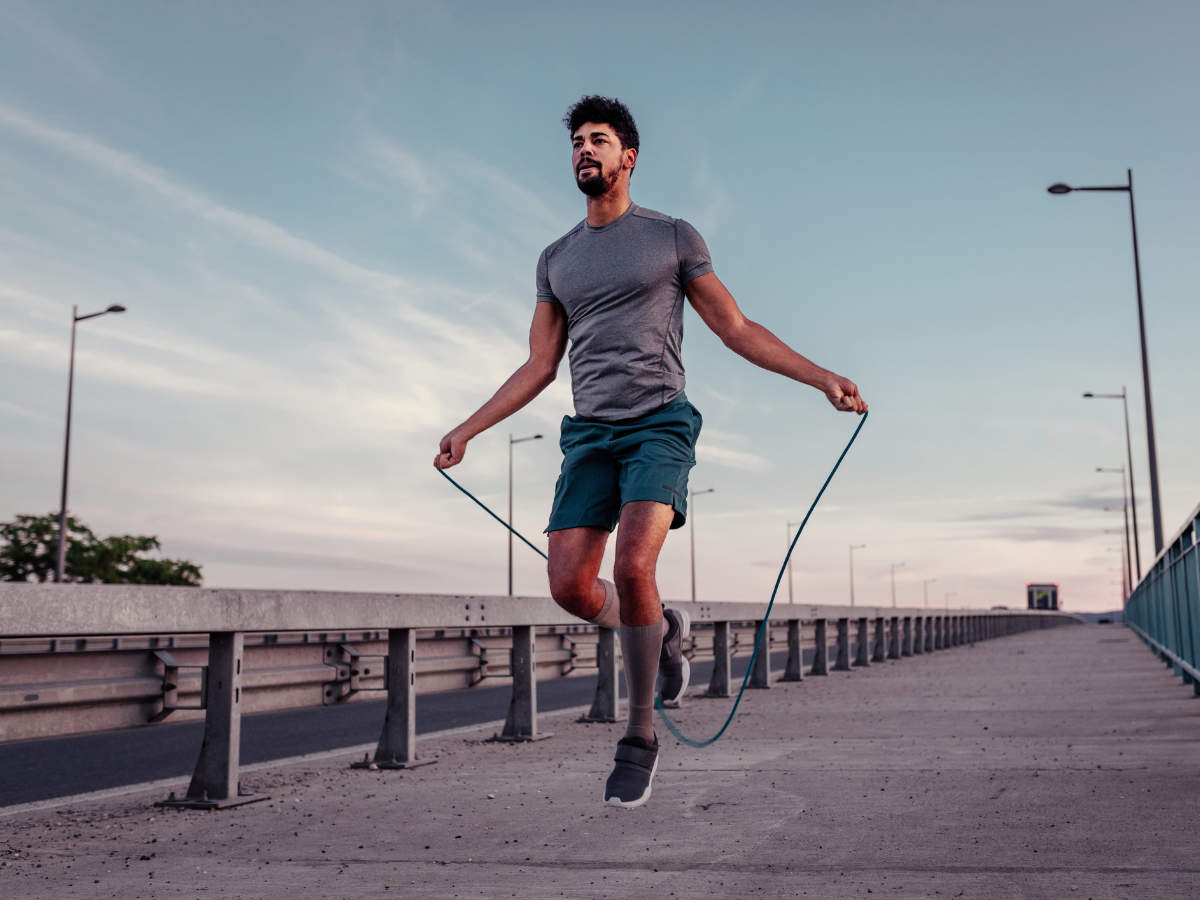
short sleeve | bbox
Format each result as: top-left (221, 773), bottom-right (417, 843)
top-left (536, 247), bottom-right (557, 303)
top-left (674, 219), bottom-right (713, 284)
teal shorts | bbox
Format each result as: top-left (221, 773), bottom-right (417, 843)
top-left (545, 394), bottom-right (703, 533)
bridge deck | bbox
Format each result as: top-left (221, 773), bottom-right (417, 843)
top-left (2, 625), bottom-right (1198, 898)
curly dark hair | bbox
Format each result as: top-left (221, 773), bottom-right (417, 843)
top-left (563, 95), bottom-right (639, 152)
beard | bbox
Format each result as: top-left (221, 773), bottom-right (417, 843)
top-left (575, 164), bottom-right (618, 197)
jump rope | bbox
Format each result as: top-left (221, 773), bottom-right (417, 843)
top-left (437, 410), bottom-right (868, 748)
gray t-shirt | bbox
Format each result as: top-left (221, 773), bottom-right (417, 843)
top-left (536, 204), bottom-right (713, 421)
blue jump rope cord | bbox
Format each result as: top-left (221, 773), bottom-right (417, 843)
top-left (436, 410), bottom-right (868, 749)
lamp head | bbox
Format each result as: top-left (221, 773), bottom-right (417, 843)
top-left (106, 304), bottom-right (126, 313)
top-left (1047, 183), bottom-right (1072, 194)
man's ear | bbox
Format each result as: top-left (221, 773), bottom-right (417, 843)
top-left (624, 147), bottom-right (638, 172)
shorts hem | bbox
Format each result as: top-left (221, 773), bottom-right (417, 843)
top-left (544, 520), bottom-right (617, 535)
top-left (619, 494), bottom-right (687, 530)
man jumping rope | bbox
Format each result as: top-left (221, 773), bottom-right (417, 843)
top-left (434, 95), bottom-right (867, 809)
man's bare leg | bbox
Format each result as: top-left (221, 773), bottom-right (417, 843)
top-left (613, 501), bottom-right (674, 742)
top-left (547, 527), bottom-right (618, 628)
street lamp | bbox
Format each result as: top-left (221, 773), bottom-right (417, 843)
top-left (848, 544), bottom-right (866, 606)
top-left (1103, 528), bottom-right (1131, 598)
top-left (785, 519), bottom-right (803, 604)
top-left (889, 562), bottom-right (906, 608)
top-left (55, 303), bottom-right (127, 583)
top-left (1104, 544), bottom-right (1129, 601)
top-left (922, 577), bottom-right (937, 609)
top-left (689, 488), bottom-right (714, 603)
top-left (508, 432), bottom-right (543, 596)
top-left (1083, 389), bottom-right (1141, 576)
top-left (1097, 466), bottom-right (1133, 596)
top-left (1049, 172), bottom-right (1163, 553)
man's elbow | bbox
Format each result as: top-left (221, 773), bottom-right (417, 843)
top-left (528, 356), bottom-right (560, 387)
top-left (717, 319), bottom-right (753, 353)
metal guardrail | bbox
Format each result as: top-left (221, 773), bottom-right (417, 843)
top-left (0, 584), bottom-right (1076, 809)
top-left (1125, 500), bottom-right (1200, 695)
top-left (0, 622), bottom-right (788, 742)
top-left (1, 627), bottom-right (574, 739)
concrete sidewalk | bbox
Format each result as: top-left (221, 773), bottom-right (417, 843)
top-left (2, 625), bottom-right (1198, 899)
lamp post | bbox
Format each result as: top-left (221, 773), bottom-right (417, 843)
top-left (1083, 389), bottom-right (1141, 576)
top-left (922, 577), bottom-right (937, 609)
top-left (1049, 172), bottom-right (1163, 553)
top-left (508, 432), bottom-right (543, 596)
top-left (689, 488), bottom-right (714, 603)
top-left (889, 562), bottom-right (906, 608)
top-left (785, 519), bottom-right (803, 604)
top-left (1104, 544), bottom-right (1128, 602)
top-left (1098, 467), bottom-right (1133, 596)
top-left (848, 544), bottom-right (866, 606)
top-left (1103, 528), bottom-right (1131, 599)
top-left (55, 303), bottom-right (127, 583)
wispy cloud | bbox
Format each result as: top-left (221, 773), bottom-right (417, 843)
top-left (0, 1), bottom-right (122, 95)
top-left (697, 426), bottom-right (772, 471)
top-left (362, 136), bottom-right (439, 215)
top-left (0, 399), bottom-right (56, 426)
top-left (0, 104), bottom-right (484, 347)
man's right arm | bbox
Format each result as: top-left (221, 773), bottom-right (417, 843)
top-left (434, 301), bottom-right (567, 469)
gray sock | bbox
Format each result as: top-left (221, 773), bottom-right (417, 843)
top-left (619, 620), bottom-right (663, 744)
top-left (585, 579), bottom-right (621, 630)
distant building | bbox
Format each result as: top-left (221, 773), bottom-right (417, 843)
top-left (1027, 583), bottom-right (1059, 610)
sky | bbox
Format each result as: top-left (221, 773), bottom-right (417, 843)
top-left (2, 1), bottom-right (1198, 613)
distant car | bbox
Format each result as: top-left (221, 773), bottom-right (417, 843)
top-left (990, 605), bottom-right (1009, 610)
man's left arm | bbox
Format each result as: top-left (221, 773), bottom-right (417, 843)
top-left (684, 272), bottom-right (867, 414)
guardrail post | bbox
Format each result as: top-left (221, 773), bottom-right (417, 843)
top-left (495, 625), bottom-right (550, 742)
top-left (902, 616), bottom-right (914, 656)
top-left (706, 621), bottom-right (732, 697)
top-left (810, 618), bottom-right (829, 675)
top-left (354, 627), bottom-right (435, 770)
top-left (925, 617), bottom-right (935, 652)
top-left (950, 615), bottom-right (959, 647)
top-left (579, 627), bottom-right (619, 723)
top-left (872, 616), bottom-right (886, 662)
top-left (750, 621), bottom-right (772, 688)
top-left (834, 618), bottom-right (852, 671)
top-left (935, 616), bottom-right (945, 650)
top-left (854, 617), bottom-right (870, 667)
top-left (158, 631), bottom-right (262, 810)
top-left (781, 619), bottom-right (804, 682)
top-left (888, 616), bottom-right (900, 660)
top-left (912, 616), bottom-right (922, 654)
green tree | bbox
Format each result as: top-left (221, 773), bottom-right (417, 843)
top-left (0, 513), bottom-right (202, 585)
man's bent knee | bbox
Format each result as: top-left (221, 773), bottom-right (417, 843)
top-left (613, 556), bottom-right (656, 595)
top-left (549, 569), bottom-right (601, 619)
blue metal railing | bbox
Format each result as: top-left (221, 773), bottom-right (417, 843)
top-left (1125, 500), bottom-right (1200, 694)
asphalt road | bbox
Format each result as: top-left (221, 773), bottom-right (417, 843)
top-left (0, 649), bottom-right (806, 807)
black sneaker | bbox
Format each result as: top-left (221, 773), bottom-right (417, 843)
top-left (658, 608), bottom-right (691, 708)
top-left (603, 735), bottom-right (660, 809)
